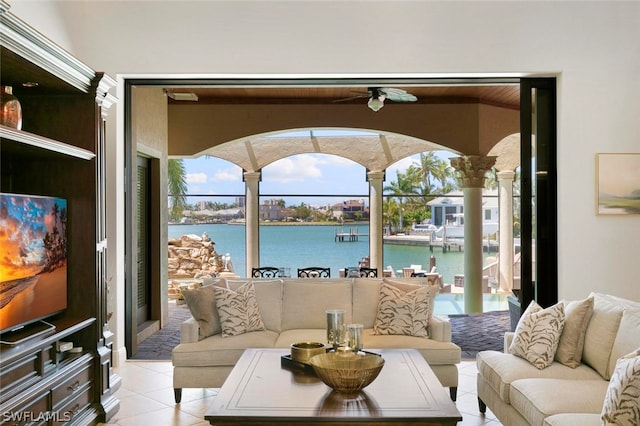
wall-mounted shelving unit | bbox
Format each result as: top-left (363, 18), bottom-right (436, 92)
top-left (0, 1), bottom-right (119, 423)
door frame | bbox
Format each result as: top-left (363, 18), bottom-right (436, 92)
top-left (123, 75), bottom-right (557, 355)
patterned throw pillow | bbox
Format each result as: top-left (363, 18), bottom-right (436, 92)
top-left (372, 282), bottom-right (433, 338)
top-left (214, 281), bottom-right (265, 337)
top-left (509, 300), bottom-right (565, 369)
top-left (601, 349), bottom-right (640, 425)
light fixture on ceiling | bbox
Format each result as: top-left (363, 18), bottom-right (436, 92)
top-left (166, 91), bottom-right (199, 101)
top-left (367, 88), bottom-right (385, 112)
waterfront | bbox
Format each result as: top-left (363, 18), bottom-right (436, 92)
top-left (168, 223), bottom-right (495, 286)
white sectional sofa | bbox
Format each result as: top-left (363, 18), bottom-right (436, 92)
top-left (171, 277), bottom-right (461, 403)
top-left (476, 292), bottom-right (640, 426)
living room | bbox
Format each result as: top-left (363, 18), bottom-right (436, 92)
top-left (2, 1), bottom-right (638, 425)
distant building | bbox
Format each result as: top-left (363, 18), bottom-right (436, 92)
top-left (260, 199), bottom-right (285, 221)
top-left (332, 199), bottom-right (369, 220)
top-left (426, 189), bottom-right (498, 227)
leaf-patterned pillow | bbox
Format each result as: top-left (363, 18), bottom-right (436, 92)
top-left (601, 349), bottom-right (640, 425)
top-left (509, 300), bottom-right (565, 369)
top-left (214, 281), bottom-right (265, 337)
top-left (372, 282), bottom-right (432, 337)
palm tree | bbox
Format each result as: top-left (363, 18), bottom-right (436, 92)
top-left (433, 159), bottom-right (455, 193)
top-left (384, 170), bottom-right (420, 231)
top-left (417, 152), bottom-right (440, 192)
top-left (168, 159), bottom-right (188, 221)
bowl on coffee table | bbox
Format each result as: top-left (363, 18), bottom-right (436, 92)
top-left (307, 352), bottom-right (384, 393)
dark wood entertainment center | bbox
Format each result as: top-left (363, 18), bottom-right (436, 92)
top-left (1, 2), bottom-right (120, 424)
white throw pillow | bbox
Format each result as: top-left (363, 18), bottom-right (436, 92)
top-left (555, 296), bottom-right (594, 368)
top-left (509, 300), bottom-right (565, 369)
top-left (601, 349), bottom-right (640, 425)
top-left (214, 281), bottom-right (265, 337)
top-left (181, 285), bottom-right (221, 340)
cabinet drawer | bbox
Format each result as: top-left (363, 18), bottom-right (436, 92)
top-left (50, 386), bottom-right (91, 426)
top-left (50, 365), bottom-right (92, 406)
top-left (0, 390), bottom-right (48, 426)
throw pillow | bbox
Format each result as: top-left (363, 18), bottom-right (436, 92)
top-left (509, 300), bottom-right (565, 369)
top-left (382, 277), bottom-right (439, 321)
top-left (214, 281), bottom-right (265, 337)
top-left (181, 285), bottom-right (221, 340)
top-left (601, 349), bottom-right (640, 426)
top-left (555, 296), bottom-right (594, 368)
top-left (373, 282), bottom-right (433, 338)
top-left (607, 310), bottom-right (640, 380)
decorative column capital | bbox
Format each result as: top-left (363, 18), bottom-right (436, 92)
top-left (450, 155), bottom-right (496, 188)
top-left (243, 171), bottom-right (261, 183)
top-left (496, 170), bottom-right (516, 182)
top-left (367, 170), bottom-right (385, 182)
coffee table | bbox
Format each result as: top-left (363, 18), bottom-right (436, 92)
top-left (205, 348), bottom-right (462, 425)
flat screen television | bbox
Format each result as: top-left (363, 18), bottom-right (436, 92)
top-left (0, 193), bottom-right (68, 335)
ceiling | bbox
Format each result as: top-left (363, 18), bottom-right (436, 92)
top-left (161, 81), bottom-right (521, 170)
top-left (164, 84), bottom-right (520, 110)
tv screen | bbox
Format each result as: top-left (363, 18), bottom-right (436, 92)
top-left (0, 193), bottom-right (68, 333)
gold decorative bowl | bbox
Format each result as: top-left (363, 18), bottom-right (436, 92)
top-left (308, 352), bottom-right (384, 393)
top-left (290, 342), bottom-right (326, 364)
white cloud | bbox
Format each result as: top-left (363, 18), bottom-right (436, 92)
top-left (264, 154), bottom-right (324, 183)
top-left (186, 172), bottom-right (208, 184)
top-left (212, 167), bottom-right (242, 182)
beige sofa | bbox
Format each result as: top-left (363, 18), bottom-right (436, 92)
top-left (172, 277), bottom-right (461, 403)
top-left (476, 292), bottom-right (640, 426)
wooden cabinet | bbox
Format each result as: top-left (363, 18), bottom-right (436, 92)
top-left (0, 2), bottom-right (119, 423)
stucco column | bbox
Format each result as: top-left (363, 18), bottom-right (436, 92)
top-left (367, 171), bottom-right (385, 275)
top-left (450, 155), bottom-right (496, 314)
top-left (497, 170), bottom-right (515, 293)
top-left (244, 171), bottom-right (261, 277)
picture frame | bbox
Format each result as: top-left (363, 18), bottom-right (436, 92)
top-left (596, 153), bottom-right (640, 215)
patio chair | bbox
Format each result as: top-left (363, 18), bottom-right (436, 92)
top-left (358, 267), bottom-right (378, 278)
top-left (251, 267), bottom-right (280, 278)
top-left (297, 267), bottom-right (331, 278)
top-left (344, 267), bottom-right (360, 278)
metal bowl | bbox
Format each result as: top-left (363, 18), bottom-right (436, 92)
top-left (290, 342), bottom-right (326, 364)
top-left (308, 352), bottom-right (384, 393)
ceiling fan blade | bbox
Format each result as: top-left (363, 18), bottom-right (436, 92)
top-left (379, 88), bottom-right (417, 102)
top-left (333, 94), bottom-right (370, 103)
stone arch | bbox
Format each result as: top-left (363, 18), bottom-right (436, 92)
top-left (196, 127), bottom-right (459, 172)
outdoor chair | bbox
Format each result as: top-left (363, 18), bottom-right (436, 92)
top-left (358, 267), bottom-right (378, 278)
top-left (251, 267), bottom-right (280, 278)
top-left (297, 267), bottom-right (331, 278)
top-left (402, 268), bottom-right (415, 278)
top-left (344, 267), bottom-right (360, 278)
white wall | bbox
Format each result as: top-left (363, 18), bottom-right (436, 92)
top-left (8, 1), bottom-right (640, 359)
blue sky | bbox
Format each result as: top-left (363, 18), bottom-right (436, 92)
top-left (181, 131), bottom-right (456, 207)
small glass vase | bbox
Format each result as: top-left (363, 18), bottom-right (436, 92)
top-left (326, 309), bottom-right (345, 351)
top-left (0, 85), bottom-right (23, 130)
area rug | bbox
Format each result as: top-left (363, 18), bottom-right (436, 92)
top-left (448, 310), bottom-right (510, 359)
top-left (131, 300), bottom-right (191, 360)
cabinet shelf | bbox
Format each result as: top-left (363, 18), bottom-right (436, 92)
top-left (1, 2), bottom-right (118, 422)
top-left (0, 125), bottom-right (95, 160)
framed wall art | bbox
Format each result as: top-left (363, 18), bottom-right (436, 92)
top-left (596, 153), bottom-right (640, 215)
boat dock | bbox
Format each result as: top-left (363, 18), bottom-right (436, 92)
top-left (334, 227), bottom-right (368, 242)
top-left (383, 234), bottom-right (498, 253)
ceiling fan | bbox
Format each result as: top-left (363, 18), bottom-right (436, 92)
top-left (335, 87), bottom-right (417, 112)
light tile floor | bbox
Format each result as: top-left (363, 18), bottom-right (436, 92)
top-left (100, 359), bottom-right (501, 425)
